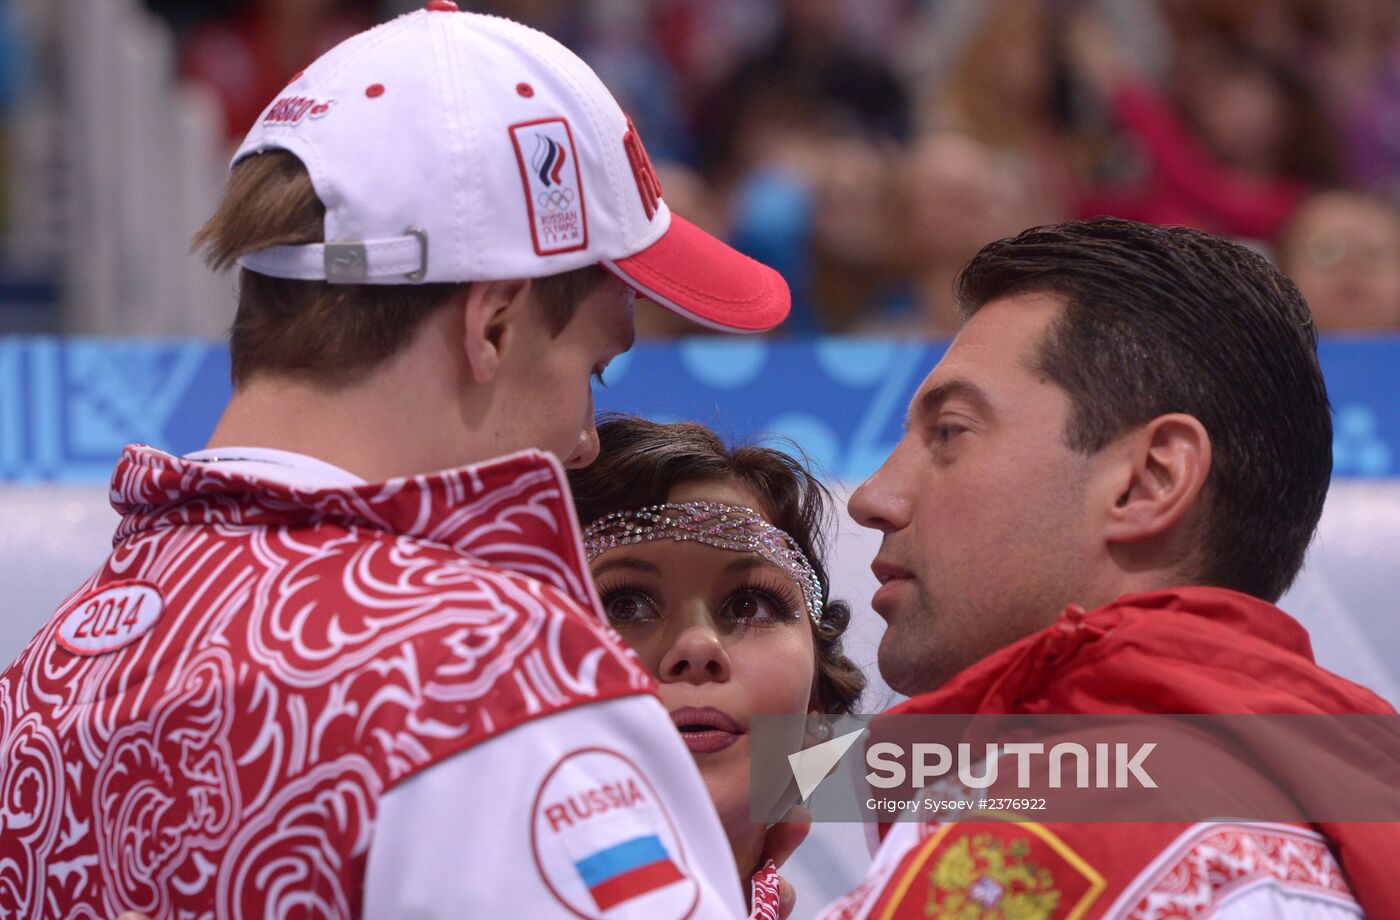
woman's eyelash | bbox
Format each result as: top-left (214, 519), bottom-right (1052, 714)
top-left (597, 576), bottom-right (804, 623)
top-left (729, 577), bottom-right (803, 622)
top-left (592, 367), bottom-right (608, 387)
top-left (597, 579), bottom-right (654, 605)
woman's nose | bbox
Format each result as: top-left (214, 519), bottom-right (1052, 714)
top-left (657, 624), bottom-right (732, 685)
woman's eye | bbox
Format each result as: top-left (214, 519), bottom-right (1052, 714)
top-left (722, 590), bottom-right (785, 623)
top-left (602, 591), bottom-right (657, 626)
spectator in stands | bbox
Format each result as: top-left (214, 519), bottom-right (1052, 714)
top-left (903, 0), bottom-right (1079, 227)
top-left (713, 89), bottom-right (824, 333)
top-left (1068, 12), bottom-right (1333, 241)
top-left (129, 0), bottom-right (1400, 337)
top-left (1316, 0), bottom-right (1400, 207)
top-left (180, 0), bottom-right (372, 144)
top-left (573, 1), bottom-right (695, 167)
top-left (693, 0), bottom-right (910, 334)
top-left (1278, 190), bottom-right (1400, 331)
top-left (859, 132), bottom-right (1043, 338)
top-left (701, 0), bottom-right (907, 179)
top-left (804, 137), bottom-right (899, 331)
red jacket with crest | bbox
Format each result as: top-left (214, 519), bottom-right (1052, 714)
top-left (819, 587), bottom-right (1399, 919)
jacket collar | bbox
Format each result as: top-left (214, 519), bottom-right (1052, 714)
top-left (889, 587), bottom-right (1323, 716)
top-left (110, 444), bottom-right (603, 619)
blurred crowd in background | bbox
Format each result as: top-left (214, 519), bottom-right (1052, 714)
top-left (4, 0), bottom-right (1400, 337)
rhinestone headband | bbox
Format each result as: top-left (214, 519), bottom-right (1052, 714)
top-left (582, 501), bottom-right (826, 624)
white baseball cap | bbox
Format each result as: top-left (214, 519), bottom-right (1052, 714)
top-left (231, 2), bottom-right (789, 333)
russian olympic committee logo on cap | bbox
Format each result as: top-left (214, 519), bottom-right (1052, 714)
top-left (530, 747), bottom-right (698, 920)
top-left (510, 116), bottom-right (589, 256)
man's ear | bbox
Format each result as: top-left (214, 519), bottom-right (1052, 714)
top-left (461, 278), bottom-right (532, 385)
top-left (1102, 413), bottom-right (1212, 544)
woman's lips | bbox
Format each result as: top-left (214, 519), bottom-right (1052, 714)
top-left (678, 729), bottom-right (741, 754)
top-left (670, 706), bottom-right (744, 754)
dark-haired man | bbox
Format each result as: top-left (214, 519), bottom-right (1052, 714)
top-left (824, 218), bottom-right (1398, 917)
top-left (0, 7), bottom-right (794, 919)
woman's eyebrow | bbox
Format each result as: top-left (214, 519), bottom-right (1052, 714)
top-left (591, 557), bottom-right (661, 578)
top-left (724, 557), bottom-right (774, 575)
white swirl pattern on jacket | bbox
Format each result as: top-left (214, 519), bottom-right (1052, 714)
top-left (0, 445), bottom-right (651, 918)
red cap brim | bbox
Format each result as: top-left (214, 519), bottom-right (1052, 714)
top-left (603, 213), bottom-right (791, 333)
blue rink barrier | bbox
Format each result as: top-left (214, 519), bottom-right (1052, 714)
top-left (1, 336), bottom-right (1397, 482)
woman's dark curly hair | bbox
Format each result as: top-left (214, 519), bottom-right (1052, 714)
top-left (569, 414), bottom-right (865, 715)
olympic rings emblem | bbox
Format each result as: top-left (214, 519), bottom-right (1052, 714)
top-left (537, 188), bottom-right (576, 211)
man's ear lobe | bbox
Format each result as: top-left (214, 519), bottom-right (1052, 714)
top-left (1104, 414), bottom-right (1212, 544)
top-left (462, 278), bottom-right (531, 385)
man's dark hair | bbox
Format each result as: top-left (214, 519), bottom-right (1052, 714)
top-left (954, 217), bottom-right (1332, 602)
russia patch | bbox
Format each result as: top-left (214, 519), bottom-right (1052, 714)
top-left (531, 747), bottom-right (698, 919)
top-left (510, 117), bottom-right (589, 256)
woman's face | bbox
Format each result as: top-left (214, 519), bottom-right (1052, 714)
top-left (589, 479), bottom-right (818, 830)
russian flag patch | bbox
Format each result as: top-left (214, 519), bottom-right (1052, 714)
top-left (575, 834), bottom-right (685, 910)
top-left (532, 748), bottom-right (699, 919)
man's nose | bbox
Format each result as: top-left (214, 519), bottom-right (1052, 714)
top-left (657, 623), bottom-right (732, 685)
top-left (563, 422), bottom-right (600, 470)
top-left (848, 442), bottom-right (913, 534)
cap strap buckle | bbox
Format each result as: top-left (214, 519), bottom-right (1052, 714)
top-left (240, 227), bottom-right (430, 283)
top-left (323, 241), bottom-right (368, 282)
top-left (403, 227), bottom-right (428, 282)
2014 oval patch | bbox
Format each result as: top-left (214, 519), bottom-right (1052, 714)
top-left (55, 580), bottom-right (165, 656)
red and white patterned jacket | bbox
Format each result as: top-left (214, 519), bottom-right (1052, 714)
top-left (0, 446), bottom-right (752, 919)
